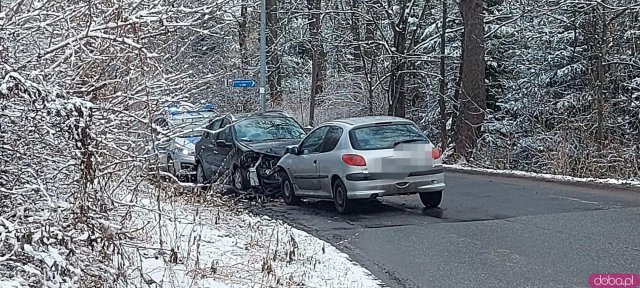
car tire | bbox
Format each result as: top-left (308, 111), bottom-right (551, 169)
top-left (333, 178), bottom-right (350, 214)
top-left (231, 166), bottom-right (250, 191)
top-left (281, 172), bottom-right (300, 205)
top-left (419, 191), bottom-right (442, 208)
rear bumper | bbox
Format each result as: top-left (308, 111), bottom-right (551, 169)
top-left (344, 171), bottom-right (445, 199)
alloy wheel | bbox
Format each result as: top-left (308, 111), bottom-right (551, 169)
top-left (281, 173), bottom-right (300, 205)
top-left (336, 186), bottom-right (345, 206)
top-left (333, 179), bottom-right (350, 214)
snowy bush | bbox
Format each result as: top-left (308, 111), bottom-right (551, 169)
top-left (0, 0), bottom-right (241, 285)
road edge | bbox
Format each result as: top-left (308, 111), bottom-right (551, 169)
top-left (444, 164), bottom-right (640, 193)
top-left (244, 205), bottom-right (402, 288)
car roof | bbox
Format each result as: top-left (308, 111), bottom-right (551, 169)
top-left (325, 116), bottom-right (414, 127)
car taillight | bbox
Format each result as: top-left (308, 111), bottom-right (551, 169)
top-left (432, 147), bottom-right (441, 160)
top-left (342, 154), bottom-right (366, 166)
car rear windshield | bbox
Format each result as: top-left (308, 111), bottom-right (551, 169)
top-left (349, 123), bottom-right (429, 150)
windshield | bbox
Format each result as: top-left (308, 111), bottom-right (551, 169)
top-left (234, 117), bottom-right (306, 142)
top-left (169, 113), bottom-right (213, 137)
top-left (349, 123), bottom-right (429, 150)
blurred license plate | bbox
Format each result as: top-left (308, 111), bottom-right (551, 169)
top-left (384, 143), bottom-right (434, 173)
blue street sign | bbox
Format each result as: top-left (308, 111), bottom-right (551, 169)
top-left (232, 79), bottom-right (256, 88)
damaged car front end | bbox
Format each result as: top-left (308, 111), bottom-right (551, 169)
top-left (233, 141), bottom-right (299, 196)
top-left (194, 111), bottom-right (307, 197)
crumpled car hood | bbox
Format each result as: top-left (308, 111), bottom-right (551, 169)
top-left (238, 139), bottom-right (302, 156)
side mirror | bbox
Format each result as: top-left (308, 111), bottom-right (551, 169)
top-left (285, 145), bottom-right (299, 155)
top-left (303, 126), bottom-right (313, 133)
top-left (216, 140), bottom-right (230, 147)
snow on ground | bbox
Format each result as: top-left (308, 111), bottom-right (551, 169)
top-left (444, 164), bottom-right (640, 187)
top-left (117, 188), bottom-right (383, 288)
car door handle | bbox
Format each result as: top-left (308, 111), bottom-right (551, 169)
top-left (213, 150), bottom-right (219, 154)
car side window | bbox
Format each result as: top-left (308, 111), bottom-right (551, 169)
top-left (300, 126), bottom-right (329, 154)
top-left (205, 119), bottom-right (222, 139)
top-left (319, 126), bottom-right (343, 153)
top-left (217, 126), bottom-right (233, 143)
top-left (224, 126), bottom-right (233, 143)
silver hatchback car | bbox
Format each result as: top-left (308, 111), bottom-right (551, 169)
top-left (276, 116), bottom-right (445, 213)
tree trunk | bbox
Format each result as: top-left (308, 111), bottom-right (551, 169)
top-left (364, 12), bottom-right (375, 115)
top-left (309, 51), bottom-right (318, 126)
top-left (307, 0), bottom-right (324, 107)
top-left (358, 48), bottom-right (375, 115)
top-left (438, 0), bottom-right (448, 152)
top-left (451, 24), bottom-right (464, 146)
top-left (387, 60), bottom-right (406, 117)
top-left (239, 5), bottom-right (248, 68)
top-left (351, 0), bottom-right (362, 72)
top-left (266, 0), bottom-right (283, 105)
top-left (452, 70), bottom-right (463, 147)
top-left (364, 13), bottom-right (374, 59)
top-left (387, 0), bottom-right (408, 117)
top-left (454, 0), bottom-right (486, 160)
top-left (595, 10), bottom-right (607, 150)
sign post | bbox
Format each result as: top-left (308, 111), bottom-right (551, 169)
top-left (259, 0), bottom-right (267, 113)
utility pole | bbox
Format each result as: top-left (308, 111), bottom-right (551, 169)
top-left (259, 0), bottom-right (267, 112)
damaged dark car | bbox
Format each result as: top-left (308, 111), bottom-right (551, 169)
top-left (194, 111), bottom-right (307, 196)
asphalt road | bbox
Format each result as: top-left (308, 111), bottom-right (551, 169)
top-left (253, 171), bottom-right (640, 288)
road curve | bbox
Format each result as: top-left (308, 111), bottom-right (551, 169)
top-left (253, 171), bottom-right (640, 288)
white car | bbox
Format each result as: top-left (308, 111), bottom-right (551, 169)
top-left (276, 116), bottom-right (444, 213)
top-left (151, 103), bottom-right (217, 181)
